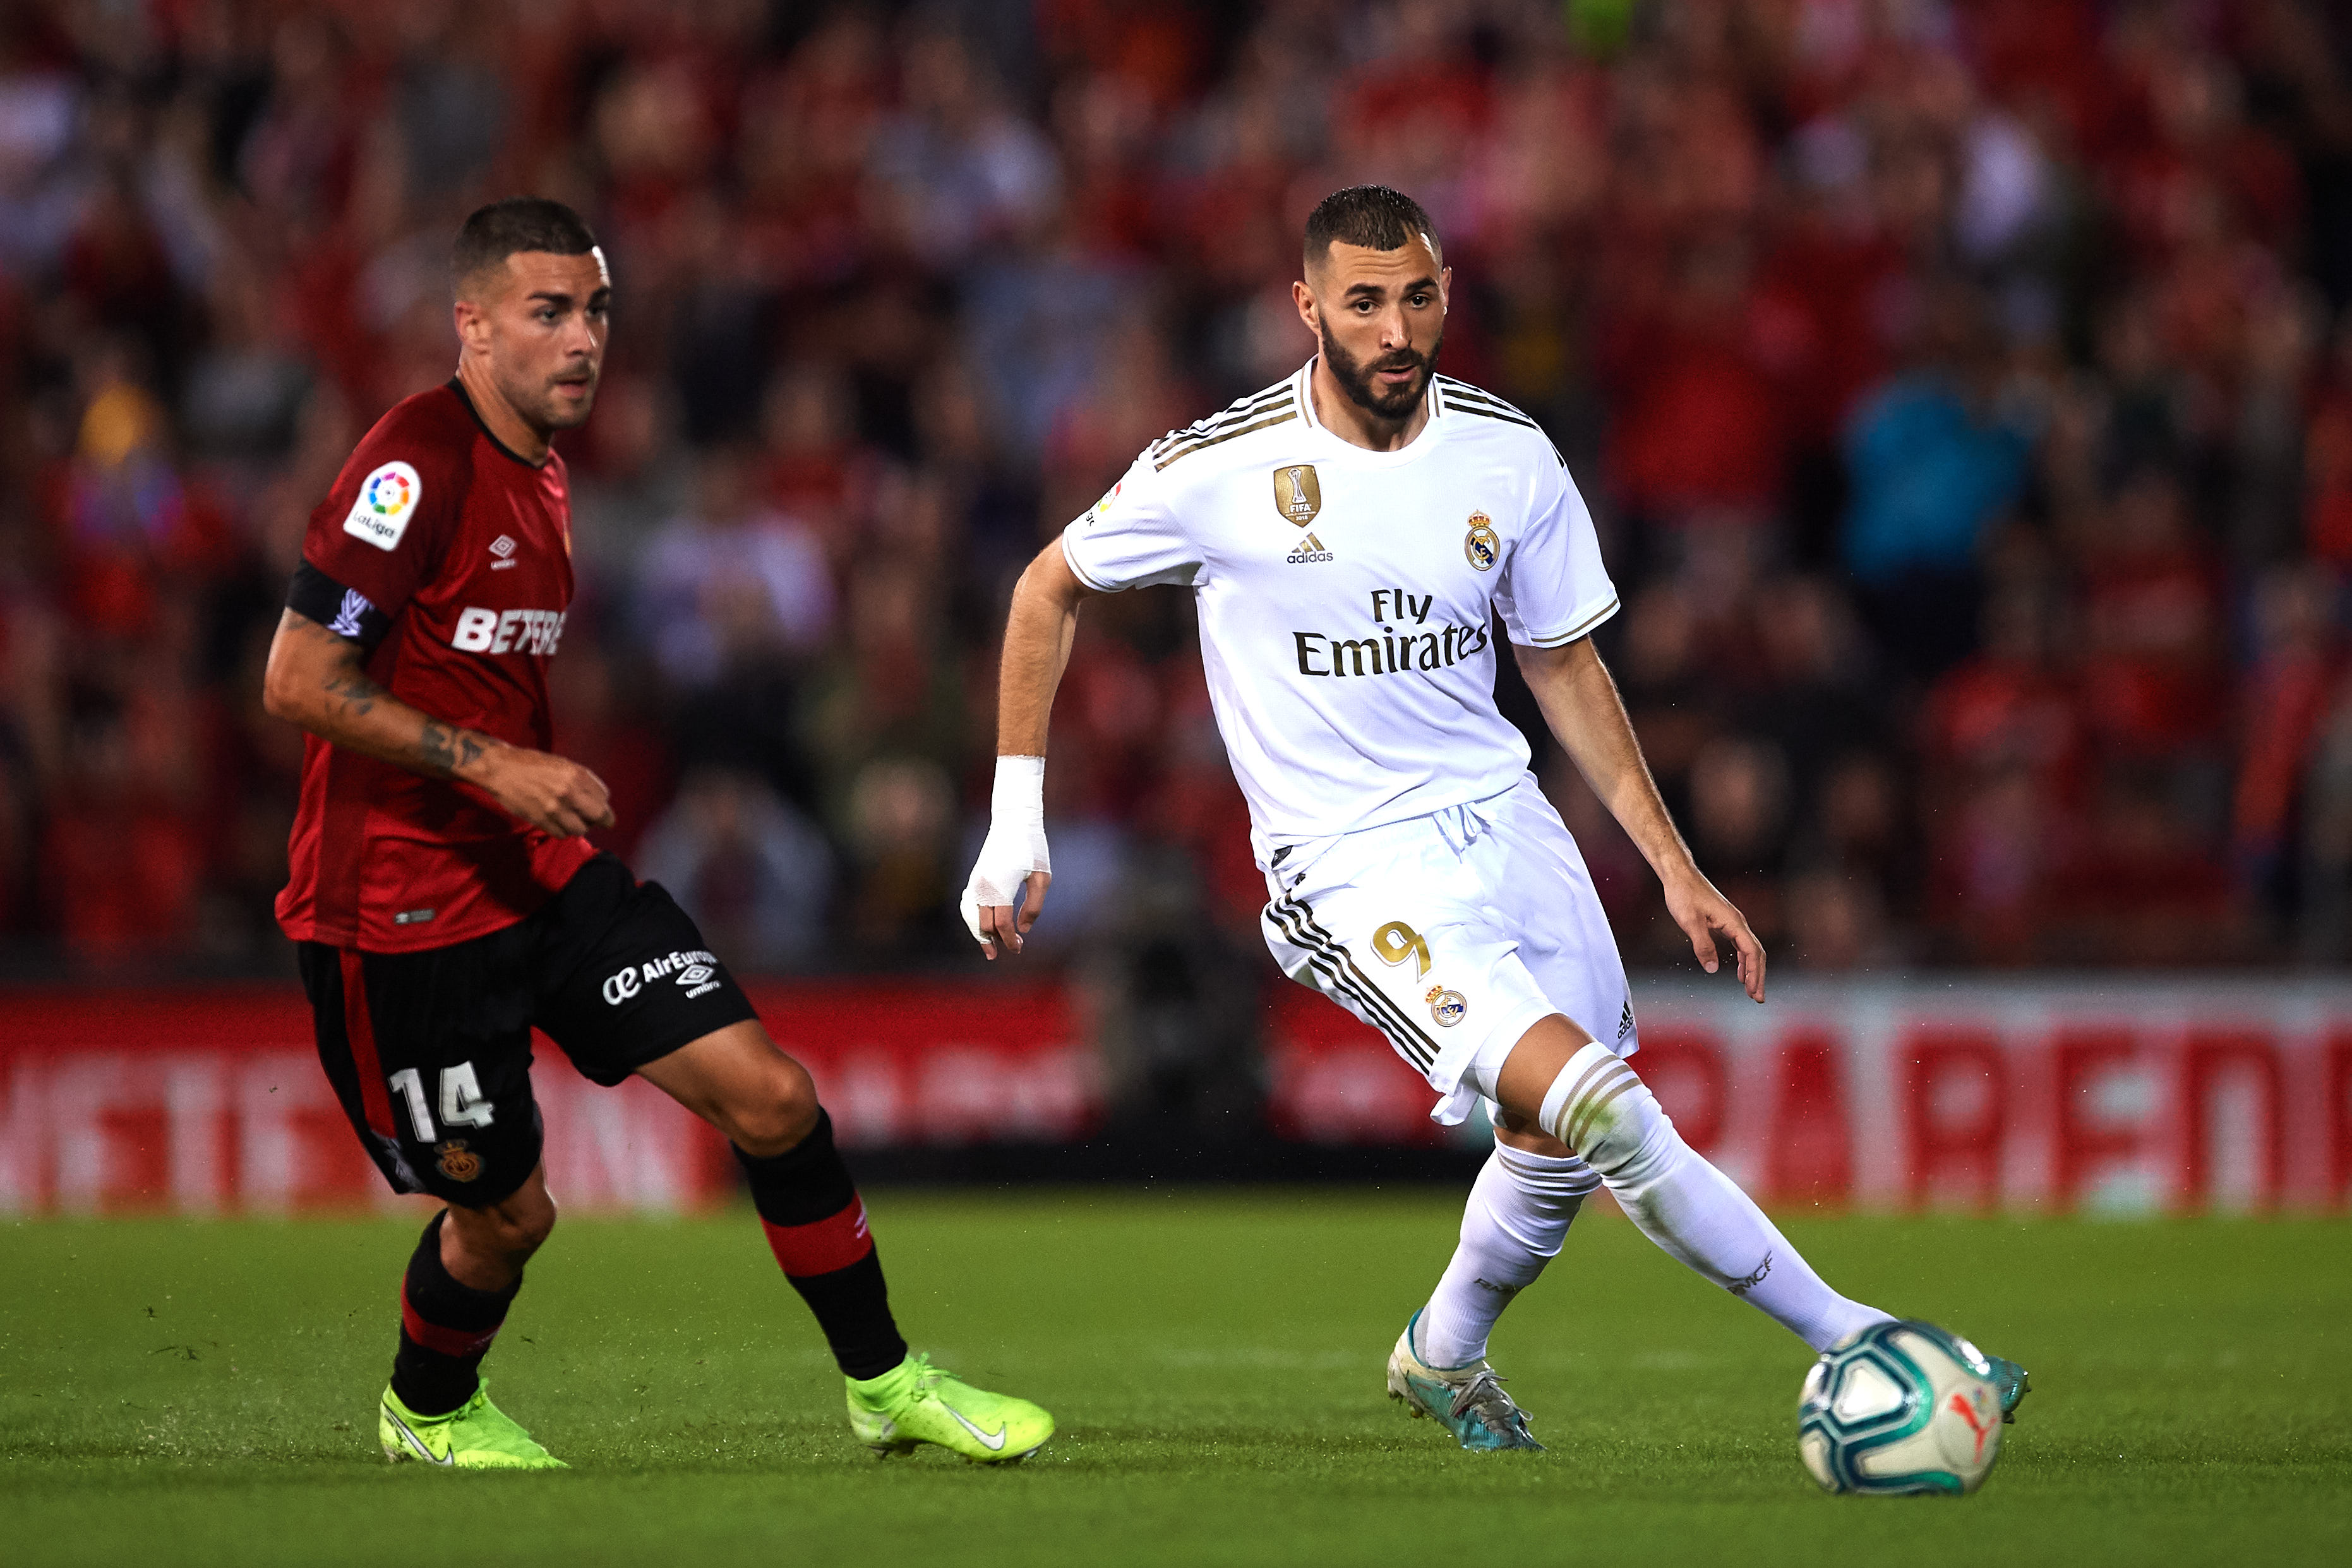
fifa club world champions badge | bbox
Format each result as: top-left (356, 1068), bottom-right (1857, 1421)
top-left (1274, 464), bottom-right (1321, 527)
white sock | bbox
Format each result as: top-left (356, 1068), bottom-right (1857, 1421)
top-left (1538, 1043), bottom-right (1892, 1352)
top-left (1414, 1140), bottom-right (1595, 1368)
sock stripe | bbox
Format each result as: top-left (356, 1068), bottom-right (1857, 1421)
top-left (400, 1281), bottom-right (503, 1360)
top-left (1566, 1067), bottom-right (1641, 1152)
top-left (1549, 1053), bottom-right (1627, 1142)
top-left (762, 1197), bottom-right (874, 1278)
top-left (1493, 1141), bottom-right (1603, 1197)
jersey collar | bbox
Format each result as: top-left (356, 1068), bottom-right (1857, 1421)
top-left (446, 377), bottom-right (550, 469)
top-left (1293, 357), bottom-right (1446, 466)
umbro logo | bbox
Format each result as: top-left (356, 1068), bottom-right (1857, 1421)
top-left (489, 535), bottom-right (519, 569)
top-left (1285, 532), bottom-right (1334, 565)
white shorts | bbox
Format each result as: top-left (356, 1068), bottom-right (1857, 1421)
top-left (1261, 775), bottom-right (1637, 1126)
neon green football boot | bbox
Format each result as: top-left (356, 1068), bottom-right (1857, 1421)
top-left (846, 1353), bottom-right (1053, 1463)
top-left (378, 1382), bottom-right (567, 1469)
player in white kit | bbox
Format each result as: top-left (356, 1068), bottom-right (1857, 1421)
top-left (964, 187), bottom-right (2027, 1449)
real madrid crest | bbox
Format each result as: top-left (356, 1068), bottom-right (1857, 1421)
top-left (1426, 986), bottom-right (1468, 1027)
top-left (1464, 512), bottom-right (1500, 571)
top-left (435, 1140), bottom-right (483, 1183)
top-left (1273, 464), bottom-right (1322, 527)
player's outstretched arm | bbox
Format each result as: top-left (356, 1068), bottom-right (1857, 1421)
top-left (963, 540), bottom-right (1096, 959)
top-left (1513, 635), bottom-right (1765, 1002)
top-left (261, 609), bottom-right (615, 837)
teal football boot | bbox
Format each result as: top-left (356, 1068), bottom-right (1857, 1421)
top-left (1983, 1353), bottom-right (2031, 1421)
top-left (1386, 1310), bottom-right (1544, 1452)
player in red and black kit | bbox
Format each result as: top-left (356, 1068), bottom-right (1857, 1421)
top-left (265, 198), bottom-right (1052, 1468)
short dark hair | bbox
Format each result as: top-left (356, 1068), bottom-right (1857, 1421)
top-left (452, 197), bottom-right (599, 296)
top-left (1304, 185), bottom-right (1439, 270)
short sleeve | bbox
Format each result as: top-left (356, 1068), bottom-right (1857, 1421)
top-left (1495, 456), bottom-right (1618, 647)
top-left (299, 409), bottom-right (460, 625)
top-left (1058, 454), bottom-right (1200, 592)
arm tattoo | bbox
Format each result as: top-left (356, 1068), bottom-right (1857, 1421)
top-left (321, 666), bottom-right (385, 717)
top-left (419, 721), bottom-right (457, 775)
top-left (417, 721), bottom-right (487, 778)
top-left (283, 610), bottom-right (488, 780)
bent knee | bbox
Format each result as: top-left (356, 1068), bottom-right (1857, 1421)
top-left (453, 1191), bottom-right (556, 1260)
top-left (1544, 1044), bottom-right (1672, 1176)
top-left (723, 1059), bottom-right (821, 1157)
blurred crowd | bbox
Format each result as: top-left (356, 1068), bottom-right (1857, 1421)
top-left (8, 0), bottom-right (2352, 982)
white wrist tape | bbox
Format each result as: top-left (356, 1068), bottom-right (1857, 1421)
top-left (960, 755), bottom-right (1052, 947)
top-left (990, 753), bottom-right (1046, 830)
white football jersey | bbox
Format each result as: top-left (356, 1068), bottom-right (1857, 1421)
top-left (1060, 359), bottom-right (1618, 865)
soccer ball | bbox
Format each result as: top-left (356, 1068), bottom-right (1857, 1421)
top-left (1797, 1320), bottom-right (2005, 1496)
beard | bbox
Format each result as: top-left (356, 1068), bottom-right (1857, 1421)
top-left (1317, 322), bottom-right (1441, 421)
top-left (506, 364), bottom-right (601, 433)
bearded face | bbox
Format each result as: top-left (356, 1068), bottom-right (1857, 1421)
top-left (1317, 318), bottom-right (1441, 420)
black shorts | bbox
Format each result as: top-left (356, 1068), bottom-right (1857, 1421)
top-left (297, 854), bottom-right (759, 1206)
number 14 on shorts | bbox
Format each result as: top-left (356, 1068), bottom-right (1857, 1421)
top-left (386, 1063), bottom-right (495, 1141)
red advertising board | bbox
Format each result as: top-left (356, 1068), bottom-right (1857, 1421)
top-left (0, 981), bottom-right (1081, 1215)
top-left (4, 978), bottom-right (2349, 1214)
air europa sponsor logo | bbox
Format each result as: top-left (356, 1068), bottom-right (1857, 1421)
top-left (602, 949), bottom-right (721, 1006)
top-left (450, 607), bottom-right (567, 655)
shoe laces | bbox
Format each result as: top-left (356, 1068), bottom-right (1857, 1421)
top-left (1449, 1368), bottom-right (1532, 1437)
top-left (904, 1353), bottom-right (956, 1398)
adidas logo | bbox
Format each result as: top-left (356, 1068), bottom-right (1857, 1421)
top-left (488, 535), bottom-right (519, 570)
top-left (1617, 999), bottom-right (1635, 1041)
top-left (1285, 532), bottom-right (1334, 565)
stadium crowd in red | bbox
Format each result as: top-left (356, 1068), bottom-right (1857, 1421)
top-left (5, 0), bottom-right (2352, 975)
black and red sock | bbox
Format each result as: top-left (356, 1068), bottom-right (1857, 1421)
top-left (390, 1209), bottom-right (519, 1416)
top-left (736, 1108), bottom-right (908, 1380)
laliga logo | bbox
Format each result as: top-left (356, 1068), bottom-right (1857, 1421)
top-left (602, 967), bottom-right (642, 1005)
top-left (344, 461), bottom-right (423, 551)
top-left (365, 468), bottom-right (414, 517)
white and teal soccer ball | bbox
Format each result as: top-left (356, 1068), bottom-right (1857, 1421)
top-left (1798, 1320), bottom-right (2005, 1496)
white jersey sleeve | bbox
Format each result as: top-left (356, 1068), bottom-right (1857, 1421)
top-left (1493, 456), bottom-right (1618, 647)
top-left (1059, 455), bottom-right (1201, 592)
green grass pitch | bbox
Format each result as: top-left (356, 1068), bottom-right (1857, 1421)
top-left (3, 1195), bottom-right (2348, 1567)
